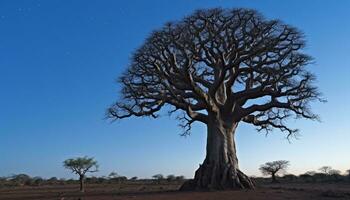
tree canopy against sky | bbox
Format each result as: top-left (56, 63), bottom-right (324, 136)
top-left (259, 160), bottom-right (290, 182)
top-left (108, 8), bottom-right (323, 190)
top-left (3, 0), bottom-right (350, 181)
top-left (63, 156), bottom-right (98, 192)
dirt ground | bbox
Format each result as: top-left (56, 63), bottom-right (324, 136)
top-left (1, 182), bottom-right (350, 200)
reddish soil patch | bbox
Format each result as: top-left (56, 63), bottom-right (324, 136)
top-left (1, 182), bottom-right (350, 200)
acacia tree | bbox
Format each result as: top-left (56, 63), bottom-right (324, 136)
top-left (108, 8), bottom-right (323, 190)
top-left (259, 160), bottom-right (289, 182)
top-left (63, 156), bottom-right (98, 192)
top-left (319, 166), bottom-right (332, 175)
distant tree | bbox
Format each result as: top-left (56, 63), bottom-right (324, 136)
top-left (0, 177), bottom-right (6, 182)
top-left (305, 171), bottom-right (317, 176)
top-left (152, 174), bottom-right (164, 180)
top-left (108, 171), bottom-right (119, 179)
top-left (0, 177), bottom-right (6, 187)
top-left (299, 173), bottom-right (313, 182)
top-left (115, 176), bottom-right (128, 182)
top-left (347, 169), bottom-right (350, 176)
top-left (130, 176), bottom-right (138, 181)
top-left (166, 174), bottom-right (176, 182)
top-left (328, 169), bottom-right (341, 175)
top-left (313, 173), bottom-right (328, 181)
top-left (31, 176), bottom-right (44, 186)
top-left (152, 174), bottom-right (164, 184)
top-left (175, 176), bottom-right (185, 181)
top-left (11, 174), bottom-right (31, 186)
top-left (328, 169), bottom-right (342, 181)
top-left (319, 166), bottom-right (332, 175)
top-left (46, 177), bottom-right (59, 185)
top-left (49, 177), bottom-right (58, 180)
top-left (259, 160), bottom-right (289, 182)
top-left (108, 8), bottom-right (323, 190)
top-left (282, 174), bottom-right (297, 181)
top-left (63, 156), bottom-right (98, 192)
top-left (299, 171), bottom-right (317, 182)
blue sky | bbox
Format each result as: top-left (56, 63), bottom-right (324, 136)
top-left (0, 0), bottom-right (349, 179)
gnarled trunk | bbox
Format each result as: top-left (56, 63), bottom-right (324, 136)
top-left (180, 116), bottom-right (255, 190)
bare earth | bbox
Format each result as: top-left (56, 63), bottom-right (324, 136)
top-left (1, 182), bottom-right (350, 200)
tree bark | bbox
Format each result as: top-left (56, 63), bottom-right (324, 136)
top-left (180, 116), bottom-right (255, 190)
top-left (79, 175), bottom-right (85, 192)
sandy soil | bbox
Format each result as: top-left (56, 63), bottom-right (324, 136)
top-left (1, 182), bottom-right (350, 200)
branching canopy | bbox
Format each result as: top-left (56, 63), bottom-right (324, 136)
top-left (318, 166), bottom-right (333, 174)
top-left (108, 8), bottom-right (323, 138)
top-left (259, 160), bottom-right (289, 176)
top-left (63, 156), bottom-right (98, 177)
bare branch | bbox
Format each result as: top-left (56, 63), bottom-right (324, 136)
top-left (108, 8), bottom-right (323, 137)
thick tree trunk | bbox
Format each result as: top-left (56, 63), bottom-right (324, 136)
top-left (271, 173), bottom-right (277, 182)
top-left (79, 175), bottom-right (85, 192)
top-left (180, 116), bottom-right (255, 190)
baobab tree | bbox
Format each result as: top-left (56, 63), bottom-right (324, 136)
top-left (108, 8), bottom-right (323, 190)
top-left (63, 156), bottom-right (98, 192)
top-left (259, 160), bottom-right (289, 182)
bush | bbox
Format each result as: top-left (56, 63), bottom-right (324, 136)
top-left (282, 174), bottom-right (297, 181)
top-left (166, 175), bottom-right (176, 182)
top-left (31, 177), bottom-right (44, 186)
top-left (175, 176), bottom-right (185, 181)
top-left (152, 174), bottom-right (164, 180)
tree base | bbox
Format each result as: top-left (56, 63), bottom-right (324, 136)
top-left (180, 163), bottom-right (255, 191)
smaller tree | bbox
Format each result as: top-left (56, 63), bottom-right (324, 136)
top-left (282, 174), bottom-right (297, 181)
top-left (346, 169), bottom-right (350, 180)
top-left (63, 156), bottom-right (98, 192)
top-left (175, 175), bottom-right (185, 181)
top-left (152, 174), bottom-right (164, 184)
top-left (11, 174), bottom-right (31, 186)
top-left (347, 170), bottom-right (350, 176)
top-left (152, 174), bottom-right (164, 180)
top-left (318, 166), bottom-right (332, 175)
top-left (166, 174), bottom-right (176, 182)
top-left (328, 169), bottom-right (342, 182)
top-left (31, 176), bottom-right (44, 186)
top-left (259, 160), bottom-right (289, 182)
top-left (328, 169), bottom-right (341, 175)
top-left (305, 171), bottom-right (317, 176)
top-left (108, 171), bottom-right (119, 179)
top-left (47, 177), bottom-right (58, 185)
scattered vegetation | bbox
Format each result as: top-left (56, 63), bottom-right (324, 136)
top-left (0, 173), bottom-right (186, 188)
top-left (2, 165), bottom-right (349, 190)
top-left (256, 166), bottom-right (348, 184)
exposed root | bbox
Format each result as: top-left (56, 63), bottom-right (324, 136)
top-left (180, 163), bottom-right (255, 191)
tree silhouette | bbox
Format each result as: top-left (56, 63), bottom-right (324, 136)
top-left (259, 160), bottom-right (289, 182)
top-left (152, 174), bottom-right (164, 180)
top-left (328, 169), bottom-right (341, 175)
top-left (63, 156), bottom-right (98, 192)
top-left (108, 8), bottom-right (323, 190)
top-left (108, 171), bottom-right (119, 179)
top-left (152, 174), bottom-right (164, 184)
top-left (319, 166), bottom-right (332, 175)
